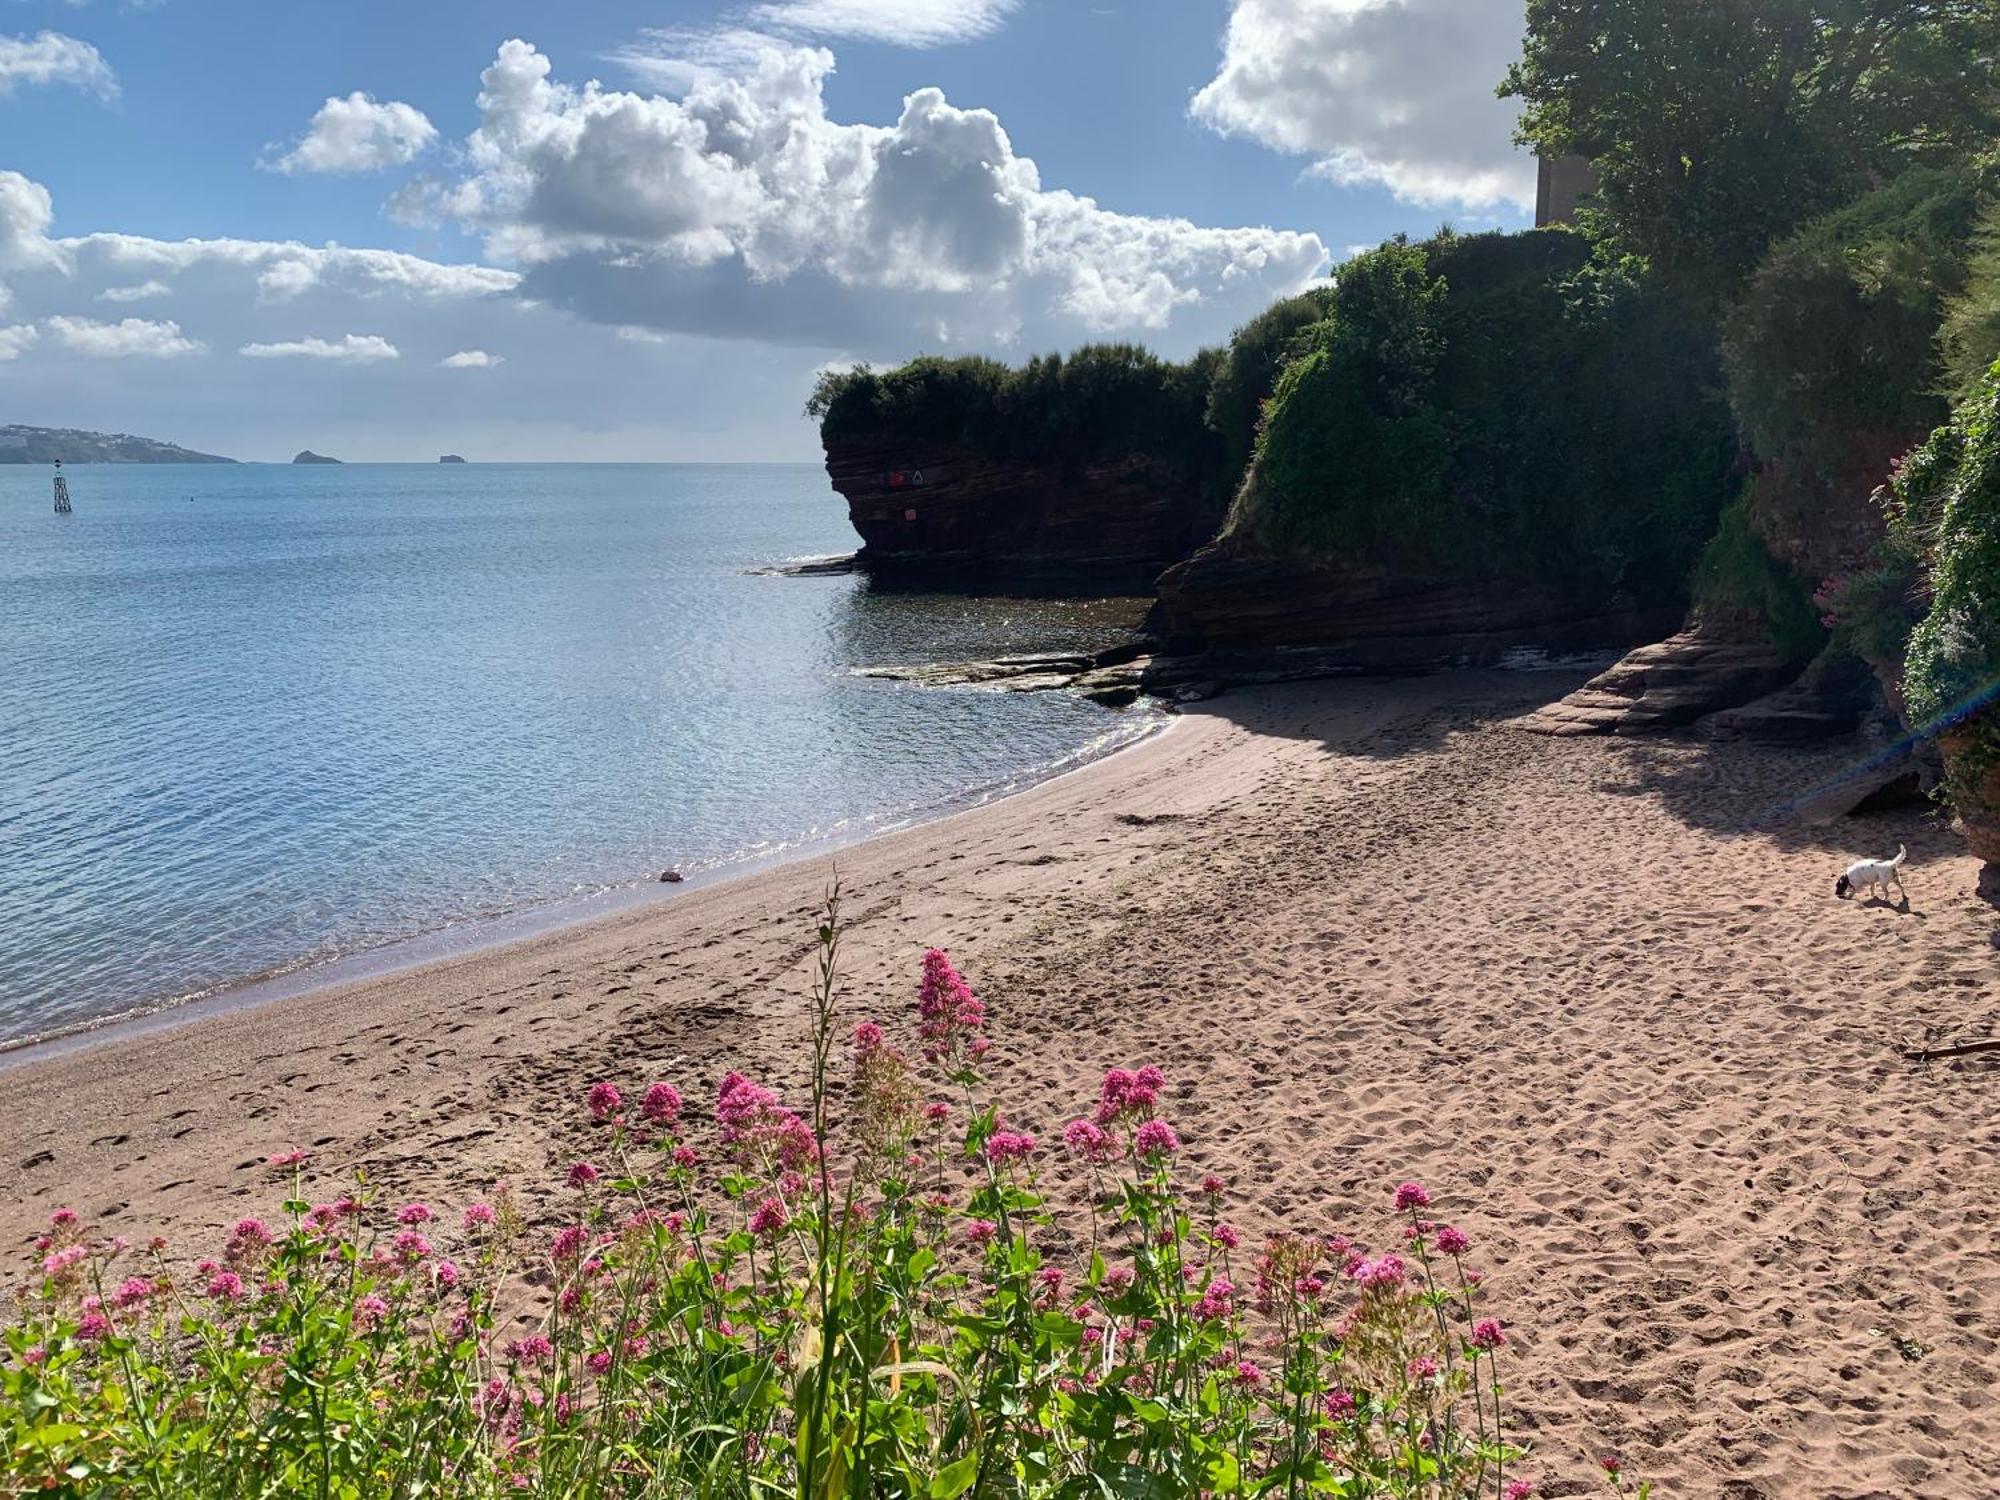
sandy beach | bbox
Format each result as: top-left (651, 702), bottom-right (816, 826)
top-left (4, 670), bottom-right (1996, 1496)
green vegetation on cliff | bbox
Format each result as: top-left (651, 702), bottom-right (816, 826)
top-left (1505, 0), bottom-right (2000, 298)
top-left (1895, 367), bottom-right (2000, 744)
top-left (808, 343), bottom-right (1230, 501)
top-left (1722, 164), bottom-right (1992, 477)
top-left (1235, 227), bottom-right (1735, 608)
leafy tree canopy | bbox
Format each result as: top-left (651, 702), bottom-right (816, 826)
top-left (1505, 0), bottom-right (2000, 297)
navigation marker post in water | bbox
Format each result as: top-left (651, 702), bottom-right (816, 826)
top-left (52, 459), bottom-right (71, 515)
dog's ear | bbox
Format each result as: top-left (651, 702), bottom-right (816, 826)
top-left (1834, 875), bottom-right (1851, 897)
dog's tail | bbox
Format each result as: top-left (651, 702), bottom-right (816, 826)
top-left (1891, 844), bottom-right (1907, 867)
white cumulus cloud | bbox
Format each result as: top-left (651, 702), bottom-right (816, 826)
top-left (0, 169), bottom-right (70, 276)
top-left (743, 0), bottom-right (1018, 47)
top-left (45, 315), bottom-right (202, 357)
top-left (0, 30), bottom-right (116, 98)
top-left (271, 91), bottom-right (439, 175)
top-left (240, 333), bottom-right (400, 361)
top-left (1191, 0), bottom-right (1535, 213)
top-left (435, 36), bottom-right (1326, 354)
top-left (439, 349), bottom-right (502, 368)
top-left (0, 322), bottom-right (38, 360)
top-left (96, 279), bottom-right (169, 302)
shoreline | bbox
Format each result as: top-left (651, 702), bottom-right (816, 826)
top-left (0, 702), bottom-right (1170, 1068)
top-left (4, 669), bottom-right (1996, 1494)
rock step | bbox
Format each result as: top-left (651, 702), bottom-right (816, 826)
top-left (1514, 630), bottom-right (1797, 737)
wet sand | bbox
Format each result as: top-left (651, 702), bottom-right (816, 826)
top-left (4, 671), bottom-right (1996, 1495)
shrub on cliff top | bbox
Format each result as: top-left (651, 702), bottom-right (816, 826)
top-left (0, 897), bottom-right (1635, 1499)
top-left (1234, 227), bottom-right (1734, 607)
top-left (807, 343), bottom-right (1230, 501)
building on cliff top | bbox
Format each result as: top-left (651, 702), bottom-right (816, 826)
top-left (1535, 154), bottom-right (1598, 227)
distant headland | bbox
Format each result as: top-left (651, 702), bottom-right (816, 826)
top-left (0, 425), bottom-right (235, 464)
top-left (439, 454), bottom-right (467, 464)
top-left (292, 450), bottom-right (342, 465)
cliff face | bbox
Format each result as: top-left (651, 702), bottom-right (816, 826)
top-left (1150, 536), bottom-right (1678, 672)
top-left (823, 438), bottom-right (1220, 594)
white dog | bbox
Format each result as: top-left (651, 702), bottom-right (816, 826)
top-left (1836, 845), bottom-right (1908, 903)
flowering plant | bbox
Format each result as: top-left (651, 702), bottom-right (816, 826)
top-left (2, 888), bottom-right (1622, 1498)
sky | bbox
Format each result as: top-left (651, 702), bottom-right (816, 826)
top-left (0, 0), bottom-right (1536, 462)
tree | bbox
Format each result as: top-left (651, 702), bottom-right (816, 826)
top-left (1504, 0), bottom-right (2000, 297)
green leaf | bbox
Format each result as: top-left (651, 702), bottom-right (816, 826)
top-left (930, 1453), bottom-right (980, 1498)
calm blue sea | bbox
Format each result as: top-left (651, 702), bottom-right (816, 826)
top-left (0, 463), bottom-right (1157, 1046)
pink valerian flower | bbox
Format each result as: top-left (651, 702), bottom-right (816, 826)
top-left (1092, 1065), bottom-right (1164, 1125)
top-left (1102, 1264), bottom-right (1137, 1294)
top-left (391, 1229), bottom-right (432, 1264)
top-left (586, 1350), bottom-right (614, 1375)
top-left (1504, 1483), bottom-right (1537, 1500)
top-left (1349, 1254), bottom-right (1408, 1292)
top-left (397, 1203), bottom-right (435, 1226)
top-left (1212, 1222), bottom-right (1241, 1251)
top-left (206, 1271), bottom-right (245, 1302)
top-left (76, 1311), bottom-right (111, 1342)
top-left (1233, 1360), bottom-right (1265, 1388)
top-left (983, 1129), bottom-right (1037, 1165)
top-left (587, 1081), bottom-right (623, 1120)
top-left (748, 1197), bottom-right (788, 1238)
top-left (639, 1082), bottom-right (683, 1127)
top-left (1393, 1181), bottom-right (1432, 1211)
top-left (463, 1202), bottom-right (497, 1231)
top-left (916, 948), bottom-right (986, 1066)
top-left (963, 1218), bottom-right (999, 1246)
top-left (851, 1020), bottom-right (885, 1058)
top-left (50, 1208), bottom-right (79, 1229)
top-left (1434, 1224), bottom-right (1471, 1256)
top-left (715, 1072), bottom-right (820, 1170)
top-left (1133, 1119), bottom-right (1180, 1159)
top-left (672, 1144), bottom-right (700, 1168)
top-left (42, 1244), bottom-right (89, 1281)
top-left (354, 1294), bottom-right (391, 1332)
top-left (1035, 1266), bottom-right (1065, 1302)
top-left (1470, 1318), bottom-right (1506, 1350)
top-left (225, 1218), bottom-right (273, 1268)
top-left (1195, 1277), bottom-right (1235, 1322)
top-left (1061, 1118), bottom-right (1116, 1164)
top-left (507, 1334), bottom-right (555, 1366)
top-left (432, 1259), bottom-right (462, 1291)
top-left (1407, 1356), bottom-right (1441, 1380)
top-left (111, 1277), bottom-right (154, 1310)
top-left (923, 1100), bottom-right (950, 1125)
top-left (1324, 1388), bottom-right (1357, 1419)
top-left (266, 1148), bottom-right (308, 1169)
top-left (549, 1224), bottom-right (589, 1263)
top-left (1200, 1174), bottom-right (1227, 1196)
top-left (20, 1346), bottom-right (47, 1368)
top-left (1601, 1457), bottom-right (1623, 1477)
top-left (568, 1161), bottom-right (601, 1187)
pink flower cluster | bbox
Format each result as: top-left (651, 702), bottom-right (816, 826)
top-left (983, 1129), bottom-right (1037, 1165)
top-left (916, 948), bottom-right (986, 1065)
top-left (715, 1071), bottom-right (818, 1171)
top-left (1091, 1065), bottom-right (1164, 1126)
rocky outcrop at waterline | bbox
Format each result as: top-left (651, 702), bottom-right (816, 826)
top-left (1148, 537), bottom-right (1679, 675)
top-left (822, 439), bottom-right (1221, 594)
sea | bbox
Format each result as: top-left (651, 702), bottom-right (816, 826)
top-left (0, 463), bottom-right (1161, 1048)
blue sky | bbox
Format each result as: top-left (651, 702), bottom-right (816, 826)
top-left (0, 1), bottom-right (1534, 461)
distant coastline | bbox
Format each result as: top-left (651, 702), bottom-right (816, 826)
top-left (0, 424), bottom-right (235, 464)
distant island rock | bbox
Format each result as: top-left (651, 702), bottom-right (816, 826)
top-left (292, 450), bottom-right (342, 465)
top-left (0, 424), bottom-right (235, 464)
top-left (439, 454), bottom-right (467, 464)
